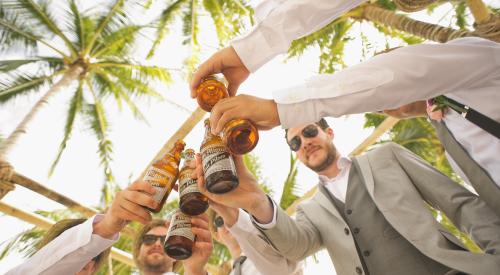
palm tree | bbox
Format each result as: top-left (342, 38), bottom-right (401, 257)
top-left (0, 0), bottom-right (174, 203)
top-left (146, 0), bottom-right (254, 72)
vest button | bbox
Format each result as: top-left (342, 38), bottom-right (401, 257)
top-left (346, 209), bottom-right (352, 215)
top-left (344, 228), bottom-right (350, 235)
top-left (363, 250), bottom-right (370, 257)
top-left (353, 227), bottom-right (360, 234)
top-left (355, 266), bottom-right (363, 274)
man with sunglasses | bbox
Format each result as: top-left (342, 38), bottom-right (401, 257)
top-left (132, 215), bottom-right (212, 275)
top-left (194, 118), bottom-right (500, 275)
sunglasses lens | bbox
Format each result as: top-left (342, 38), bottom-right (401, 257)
top-left (143, 235), bottom-right (165, 245)
top-left (289, 136), bottom-right (301, 151)
top-left (302, 125), bottom-right (318, 138)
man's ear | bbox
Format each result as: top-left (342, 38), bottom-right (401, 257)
top-left (326, 127), bottom-right (334, 139)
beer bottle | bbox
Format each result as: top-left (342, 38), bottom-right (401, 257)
top-left (179, 149), bottom-right (209, 216)
top-left (200, 119), bottom-right (239, 193)
top-left (164, 209), bottom-right (194, 260)
top-left (143, 140), bottom-right (185, 213)
top-left (196, 75), bottom-right (259, 155)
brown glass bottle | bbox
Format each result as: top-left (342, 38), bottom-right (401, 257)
top-left (200, 119), bottom-right (239, 194)
top-left (179, 149), bottom-right (209, 216)
top-left (164, 209), bottom-right (194, 260)
top-left (196, 75), bottom-right (259, 155)
top-left (143, 140), bottom-right (185, 213)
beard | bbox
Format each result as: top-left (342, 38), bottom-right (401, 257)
top-left (137, 253), bottom-right (172, 273)
top-left (306, 142), bottom-right (337, 172)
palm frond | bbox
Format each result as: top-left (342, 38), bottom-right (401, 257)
top-left (0, 227), bottom-right (46, 260)
top-left (83, 82), bottom-right (115, 189)
top-left (182, 0), bottom-right (199, 46)
top-left (67, 0), bottom-right (85, 51)
top-left (92, 25), bottom-right (143, 58)
top-left (243, 153), bottom-right (273, 195)
top-left (0, 70), bottom-right (63, 104)
top-left (0, 57), bottom-right (63, 73)
top-left (147, 0), bottom-right (187, 59)
top-left (83, 0), bottom-right (126, 55)
top-left (0, 6), bottom-right (65, 56)
top-left (48, 81), bottom-right (84, 177)
top-left (279, 152), bottom-right (300, 210)
top-left (203, 0), bottom-right (229, 44)
top-left (92, 69), bottom-right (148, 122)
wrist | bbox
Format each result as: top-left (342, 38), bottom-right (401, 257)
top-left (93, 215), bottom-right (122, 239)
top-left (247, 193), bottom-right (273, 224)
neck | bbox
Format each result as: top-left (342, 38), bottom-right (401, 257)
top-left (317, 153), bottom-right (342, 179)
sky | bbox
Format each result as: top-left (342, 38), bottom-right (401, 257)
top-left (0, 0), bottom-right (495, 273)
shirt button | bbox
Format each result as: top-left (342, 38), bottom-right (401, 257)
top-left (353, 228), bottom-right (360, 234)
top-left (363, 250), bottom-right (370, 257)
top-left (355, 266), bottom-right (363, 274)
top-left (344, 228), bottom-right (350, 235)
top-left (346, 209), bottom-right (352, 215)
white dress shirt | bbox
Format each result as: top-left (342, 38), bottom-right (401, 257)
top-left (6, 215), bottom-right (118, 275)
top-left (229, 209), bottom-right (303, 275)
top-left (254, 157), bottom-right (351, 226)
top-left (231, 0), bottom-right (364, 72)
top-left (270, 37), bottom-right (500, 186)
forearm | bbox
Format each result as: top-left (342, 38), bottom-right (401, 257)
top-left (274, 38), bottom-right (500, 128)
top-left (232, 0), bottom-right (364, 72)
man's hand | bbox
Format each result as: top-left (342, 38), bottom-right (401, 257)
top-left (426, 103), bottom-right (446, 122)
top-left (210, 94), bottom-right (280, 135)
top-left (190, 46), bottom-right (250, 97)
top-left (194, 154), bottom-right (274, 224)
top-left (383, 101), bottom-right (427, 119)
top-left (209, 201), bottom-right (239, 227)
top-left (183, 213), bottom-right (213, 275)
top-left (93, 181), bottom-right (157, 238)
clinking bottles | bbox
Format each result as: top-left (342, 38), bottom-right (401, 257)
top-left (164, 209), bottom-right (194, 260)
top-left (143, 140), bottom-right (185, 213)
top-left (200, 119), bottom-right (239, 193)
top-left (179, 149), bottom-right (209, 215)
top-left (196, 75), bottom-right (259, 155)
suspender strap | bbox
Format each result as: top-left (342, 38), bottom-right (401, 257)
top-left (439, 96), bottom-right (500, 139)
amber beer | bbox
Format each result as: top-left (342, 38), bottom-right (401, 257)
top-left (200, 119), bottom-right (239, 193)
top-left (164, 209), bottom-right (194, 260)
top-left (179, 149), bottom-right (209, 215)
top-left (143, 140), bottom-right (185, 213)
top-left (196, 75), bottom-right (259, 155)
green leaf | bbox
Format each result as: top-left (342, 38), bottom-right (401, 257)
top-left (279, 152), bottom-right (300, 210)
top-left (48, 81), bottom-right (84, 177)
top-left (0, 70), bottom-right (62, 104)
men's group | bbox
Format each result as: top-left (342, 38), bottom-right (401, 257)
top-left (7, 0), bottom-right (500, 274)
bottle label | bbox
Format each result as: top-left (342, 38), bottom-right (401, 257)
top-left (167, 211), bottom-right (195, 241)
top-left (179, 172), bottom-right (200, 197)
top-left (143, 166), bottom-right (175, 203)
top-left (201, 144), bottom-right (236, 178)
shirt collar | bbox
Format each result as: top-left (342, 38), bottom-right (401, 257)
top-left (318, 156), bottom-right (352, 184)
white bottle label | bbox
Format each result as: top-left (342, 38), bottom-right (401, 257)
top-left (179, 171), bottom-right (200, 197)
top-left (143, 166), bottom-right (175, 203)
top-left (201, 144), bottom-right (237, 178)
top-left (167, 210), bottom-right (195, 241)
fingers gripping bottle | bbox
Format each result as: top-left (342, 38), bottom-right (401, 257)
top-left (179, 149), bottom-right (209, 215)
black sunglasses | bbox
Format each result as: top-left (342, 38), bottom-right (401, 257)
top-left (287, 125), bottom-right (319, 151)
top-left (142, 234), bottom-right (166, 245)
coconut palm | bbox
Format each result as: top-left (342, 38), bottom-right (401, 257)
top-left (146, 0), bottom-right (254, 71)
top-left (0, 0), bottom-right (174, 203)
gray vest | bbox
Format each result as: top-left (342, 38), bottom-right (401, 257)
top-left (431, 120), bottom-right (500, 218)
top-left (320, 165), bottom-right (454, 275)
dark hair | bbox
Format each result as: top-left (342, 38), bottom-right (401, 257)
top-left (284, 118), bottom-right (330, 140)
top-left (38, 219), bottom-right (110, 272)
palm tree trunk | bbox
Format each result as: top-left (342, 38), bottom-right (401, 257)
top-left (467, 0), bottom-right (500, 42)
top-left (0, 65), bottom-right (83, 162)
top-left (394, 0), bottom-right (439, 12)
top-left (466, 0), bottom-right (491, 24)
top-left (360, 4), bottom-right (476, 43)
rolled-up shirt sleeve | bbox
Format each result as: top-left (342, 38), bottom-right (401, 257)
top-left (273, 37), bottom-right (500, 129)
top-left (6, 214), bottom-right (119, 275)
top-left (231, 0), bottom-right (364, 72)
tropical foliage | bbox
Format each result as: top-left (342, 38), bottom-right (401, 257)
top-left (0, 0), bottom-right (174, 204)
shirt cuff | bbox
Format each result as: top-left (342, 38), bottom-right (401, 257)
top-left (250, 196), bottom-right (278, 229)
top-left (231, 26), bottom-right (288, 73)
